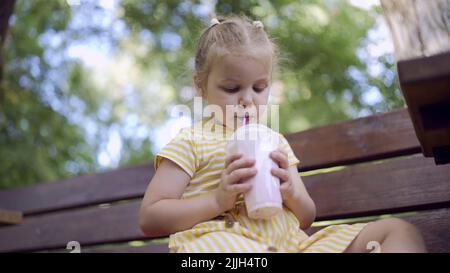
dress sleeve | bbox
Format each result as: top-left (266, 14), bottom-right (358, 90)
top-left (278, 134), bottom-right (300, 167)
top-left (154, 128), bottom-right (197, 178)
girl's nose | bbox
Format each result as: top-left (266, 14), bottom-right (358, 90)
top-left (239, 99), bottom-right (252, 109)
top-left (239, 91), bottom-right (253, 108)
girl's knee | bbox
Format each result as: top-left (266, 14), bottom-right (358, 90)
top-left (377, 218), bottom-right (421, 236)
top-left (374, 218), bottom-right (427, 252)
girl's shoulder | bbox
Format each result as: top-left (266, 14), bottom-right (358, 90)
top-left (154, 119), bottom-right (224, 177)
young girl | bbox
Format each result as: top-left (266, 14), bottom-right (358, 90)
top-left (139, 14), bottom-right (427, 253)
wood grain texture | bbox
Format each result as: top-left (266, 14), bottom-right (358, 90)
top-left (397, 54), bottom-right (450, 158)
top-left (397, 51), bottom-right (450, 84)
top-left (1, 155), bottom-right (449, 252)
top-left (304, 155), bottom-right (450, 220)
top-left (0, 201), bottom-right (145, 252)
top-left (0, 208), bottom-right (22, 225)
top-left (0, 109), bottom-right (421, 215)
top-left (52, 208), bottom-right (450, 253)
top-left (82, 243), bottom-right (169, 253)
top-left (285, 109), bottom-right (421, 171)
top-left (306, 208), bottom-right (450, 253)
top-left (0, 162), bottom-right (153, 215)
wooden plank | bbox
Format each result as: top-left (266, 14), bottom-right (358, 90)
top-left (83, 244), bottom-right (169, 253)
top-left (397, 70), bottom-right (450, 160)
top-left (0, 109), bottom-right (420, 215)
top-left (0, 162), bottom-right (153, 216)
top-left (1, 155), bottom-right (449, 253)
top-left (397, 51), bottom-right (450, 84)
top-left (304, 155), bottom-right (450, 220)
top-left (0, 200), bottom-right (145, 252)
top-left (0, 209), bottom-right (22, 225)
top-left (58, 209), bottom-right (450, 253)
top-left (402, 208), bottom-right (450, 253)
top-left (285, 109), bottom-right (421, 171)
top-left (306, 208), bottom-right (450, 253)
top-left (382, 1), bottom-right (450, 161)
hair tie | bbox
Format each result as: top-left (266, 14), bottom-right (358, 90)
top-left (253, 20), bottom-right (264, 29)
top-left (210, 18), bottom-right (220, 27)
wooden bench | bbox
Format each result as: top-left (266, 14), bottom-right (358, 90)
top-left (0, 108), bottom-right (449, 253)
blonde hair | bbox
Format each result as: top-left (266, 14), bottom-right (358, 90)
top-left (194, 14), bottom-right (279, 90)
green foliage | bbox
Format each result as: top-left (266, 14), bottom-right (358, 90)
top-left (0, 0), bottom-right (403, 189)
top-left (0, 82), bottom-right (95, 189)
top-left (0, 0), bottom-right (95, 189)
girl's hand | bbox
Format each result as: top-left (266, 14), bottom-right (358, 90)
top-left (270, 148), bottom-right (298, 202)
top-left (215, 153), bottom-right (257, 213)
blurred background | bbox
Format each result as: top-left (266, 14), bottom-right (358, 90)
top-left (0, 0), bottom-right (403, 189)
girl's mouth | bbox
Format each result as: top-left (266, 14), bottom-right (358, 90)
top-left (244, 112), bottom-right (250, 124)
top-left (235, 112), bottom-right (252, 125)
top-left (235, 113), bottom-right (251, 119)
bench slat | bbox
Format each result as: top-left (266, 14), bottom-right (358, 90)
top-left (306, 208), bottom-right (450, 253)
top-left (0, 209), bottom-right (23, 226)
top-left (1, 155), bottom-right (449, 252)
top-left (82, 243), bottom-right (169, 253)
top-left (286, 109), bottom-right (421, 171)
top-left (305, 155), bottom-right (450, 220)
top-left (402, 208), bottom-right (450, 253)
top-left (0, 109), bottom-right (420, 216)
top-left (0, 201), bottom-right (145, 252)
top-left (71, 209), bottom-right (450, 253)
top-left (397, 51), bottom-right (450, 84)
top-left (0, 163), bottom-right (153, 216)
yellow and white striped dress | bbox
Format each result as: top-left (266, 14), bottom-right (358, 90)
top-left (154, 118), bottom-right (368, 253)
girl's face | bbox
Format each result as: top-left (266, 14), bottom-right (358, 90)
top-left (196, 52), bottom-right (272, 131)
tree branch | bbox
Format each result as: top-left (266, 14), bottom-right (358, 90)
top-left (0, 0), bottom-right (16, 84)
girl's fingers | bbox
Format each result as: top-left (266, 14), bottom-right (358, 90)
top-left (270, 150), bottom-right (289, 169)
top-left (227, 167), bottom-right (257, 185)
top-left (271, 167), bottom-right (290, 182)
top-left (226, 157), bottom-right (255, 175)
top-left (229, 182), bottom-right (252, 194)
top-left (225, 153), bottom-right (242, 167)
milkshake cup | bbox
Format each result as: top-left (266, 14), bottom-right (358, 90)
top-left (226, 122), bottom-right (282, 220)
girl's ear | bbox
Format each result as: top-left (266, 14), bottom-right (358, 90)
top-left (193, 73), bottom-right (204, 97)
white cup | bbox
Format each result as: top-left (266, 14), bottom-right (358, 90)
top-left (226, 123), bottom-right (282, 220)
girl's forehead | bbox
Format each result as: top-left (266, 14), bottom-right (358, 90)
top-left (211, 51), bottom-right (272, 80)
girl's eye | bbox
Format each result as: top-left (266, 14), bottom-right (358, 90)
top-left (254, 86), bottom-right (267, 92)
top-left (221, 85), bottom-right (267, 93)
top-left (222, 87), bottom-right (239, 93)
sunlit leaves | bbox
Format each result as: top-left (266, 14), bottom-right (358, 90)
top-left (1, 0), bottom-right (402, 189)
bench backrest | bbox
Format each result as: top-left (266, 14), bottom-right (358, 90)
top-left (0, 109), bottom-right (449, 252)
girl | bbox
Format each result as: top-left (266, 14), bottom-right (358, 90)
top-left (139, 14), bottom-right (427, 253)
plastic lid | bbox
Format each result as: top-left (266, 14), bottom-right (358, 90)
top-left (232, 123), bottom-right (280, 147)
top-left (233, 123), bottom-right (275, 139)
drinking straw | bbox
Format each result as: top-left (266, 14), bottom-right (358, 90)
top-left (244, 113), bottom-right (249, 125)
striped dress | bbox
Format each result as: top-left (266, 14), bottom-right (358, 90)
top-left (154, 118), bottom-right (368, 253)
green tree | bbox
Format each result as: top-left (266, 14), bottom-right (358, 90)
top-left (0, 0), bottom-right (98, 189)
top-left (0, 0), bottom-right (402, 189)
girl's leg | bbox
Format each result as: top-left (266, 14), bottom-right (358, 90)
top-left (344, 218), bottom-right (427, 253)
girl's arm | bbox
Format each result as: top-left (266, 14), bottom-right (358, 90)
top-left (139, 158), bottom-right (223, 237)
top-left (283, 165), bottom-right (316, 230)
top-left (140, 152), bottom-right (256, 237)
